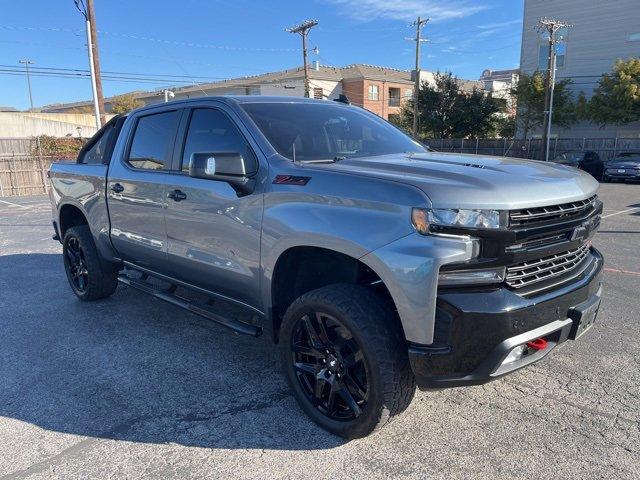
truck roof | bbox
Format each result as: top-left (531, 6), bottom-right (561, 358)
top-left (129, 95), bottom-right (347, 116)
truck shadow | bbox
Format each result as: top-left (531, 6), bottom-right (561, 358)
top-left (0, 253), bottom-right (343, 450)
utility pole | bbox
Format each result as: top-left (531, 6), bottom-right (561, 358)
top-left (75, 0), bottom-right (106, 128)
top-left (537, 17), bottom-right (571, 162)
top-left (18, 59), bottom-right (35, 111)
top-left (287, 20), bottom-right (318, 98)
top-left (410, 17), bottom-right (429, 138)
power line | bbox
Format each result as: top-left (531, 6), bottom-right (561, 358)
top-left (0, 64), bottom-right (228, 81)
top-left (0, 24), bottom-right (300, 53)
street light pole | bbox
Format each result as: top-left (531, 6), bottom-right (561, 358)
top-left (163, 89), bottom-right (175, 102)
top-left (19, 59), bottom-right (35, 111)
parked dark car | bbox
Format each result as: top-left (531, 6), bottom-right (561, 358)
top-left (603, 152), bottom-right (640, 183)
top-left (552, 151), bottom-right (604, 180)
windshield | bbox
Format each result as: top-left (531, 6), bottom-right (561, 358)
top-left (241, 102), bottom-right (427, 161)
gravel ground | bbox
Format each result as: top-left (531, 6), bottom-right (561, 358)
top-left (0, 185), bottom-right (638, 480)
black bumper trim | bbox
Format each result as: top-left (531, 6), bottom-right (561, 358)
top-left (409, 248), bottom-right (603, 389)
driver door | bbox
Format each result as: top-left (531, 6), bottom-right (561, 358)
top-left (163, 105), bottom-right (264, 309)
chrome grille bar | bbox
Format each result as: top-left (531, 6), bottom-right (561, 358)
top-left (506, 244), bottom-right (591, 289)
top-left (509, 195), bottom-right (597, 225)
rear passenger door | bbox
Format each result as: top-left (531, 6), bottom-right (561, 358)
top-left (163, 105), bottom-right (264, 309)
top-left (107, 108), bottom-right (182, 270)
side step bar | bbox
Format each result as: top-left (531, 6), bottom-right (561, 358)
top-left (117, 274), bottom-right (262, 337)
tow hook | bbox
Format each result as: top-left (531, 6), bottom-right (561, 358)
top-left (526, 337), bottom-right (548, 351)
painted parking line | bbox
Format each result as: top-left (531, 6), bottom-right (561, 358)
top-left (601, 207), bottom-right (640, 219)
top-left (604, 267), bottom-right (640, 277)
top-left (0, 199), bottom-right (29, 209)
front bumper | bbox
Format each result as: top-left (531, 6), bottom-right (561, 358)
top-left (605, 168), bottom-right (640, 179)
top-left (409, 248), bottom-right (603, 389)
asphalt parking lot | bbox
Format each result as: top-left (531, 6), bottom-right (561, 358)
top-left (0, 185), bottom-right (639, 480)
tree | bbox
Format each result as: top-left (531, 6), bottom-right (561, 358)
top-left (400, 72), bottom-right (506, 139)
top-left (495, 115), bottom-right (516, 138)
top-left (588, 58), bottom-right (640, 126)
top-left (511, 72), bottom-right (577, 139)
top-left (110, 94), bottom-right (144, 114)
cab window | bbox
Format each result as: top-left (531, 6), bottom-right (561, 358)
top-left (127, 110), bottom-right (180, 170)
top-left (181, 108), bottom-right (252, 172)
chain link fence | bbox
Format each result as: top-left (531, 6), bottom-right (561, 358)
top-left (427, 138), bottom-right (640, 162)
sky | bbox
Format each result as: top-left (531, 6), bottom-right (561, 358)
top-left (0, 0), bottom-right (524, 110)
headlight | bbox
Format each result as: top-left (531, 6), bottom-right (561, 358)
top-left (438, 267), bottom-right (506, 286)
top-left (412, 207), bottom-right (505, 234)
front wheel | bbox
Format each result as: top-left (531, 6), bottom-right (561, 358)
top-left (280, 284), bottom-right (415, 439)
top-left (63, 225), bottom-right (118, 301)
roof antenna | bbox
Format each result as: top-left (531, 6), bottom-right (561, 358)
top-left (292, 142), bottom-right (296, 163)
top-left (334, 94), bottom-right (350, 104)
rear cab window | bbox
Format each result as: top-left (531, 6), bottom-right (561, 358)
top-left (78, 116), bottom-right (124, 165)
top-left (127, 110), bottom-right (180, 170)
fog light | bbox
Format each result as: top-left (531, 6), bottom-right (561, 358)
top-left (501, 345), bottom-right (526, 366)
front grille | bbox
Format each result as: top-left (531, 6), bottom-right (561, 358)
top-left (505, 244), bottom-right (591, 289)
top-left (509, 195), bottom-right (597, 226)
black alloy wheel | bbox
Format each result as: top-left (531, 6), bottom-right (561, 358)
top-left (290, 311), bottom-right (368, 421)
top-left (280, 284), bottom-right (416, 438)
top-left (65, 236), bottom-right (89, 293)
top-left (62, 225), bottom-right (119, 301)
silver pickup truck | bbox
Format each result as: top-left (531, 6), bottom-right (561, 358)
top-left (48, 96), bottom-right (603, 438)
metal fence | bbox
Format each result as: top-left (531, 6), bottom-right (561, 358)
top-left (427, 137), bottom-right (640, 162)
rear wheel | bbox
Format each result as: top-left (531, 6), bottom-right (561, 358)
top-left (63, 225), bottom-right (118, 301)
top-left (280, 284), bottom-right (415, 439)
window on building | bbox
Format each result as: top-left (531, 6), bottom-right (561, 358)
top-left (368, 84), bottom-right (379, 101)
top-left (313, 87), bottom-right (324, 99)
top-left (538, 27), bottom-right (567, 70)
top-left (388, 87), bottom-right (401, 107)
top-left (127, 110), bottom-right (179, 170)
top-left (181, 108), bottom-right (252, 172)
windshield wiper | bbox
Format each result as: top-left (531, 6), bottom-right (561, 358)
top-left (296, 156), bottom-right (348, 164)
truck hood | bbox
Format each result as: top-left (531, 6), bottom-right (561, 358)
top-left (320, 152), bottom-right (599, 210)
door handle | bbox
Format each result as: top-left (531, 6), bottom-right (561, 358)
top-left (111, 183), bottom-right (124, 193)
top-left (168, 189), bottom-right (187, 202)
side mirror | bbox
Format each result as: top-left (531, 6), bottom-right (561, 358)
top-left (189, 151), bottom-right (257, 196)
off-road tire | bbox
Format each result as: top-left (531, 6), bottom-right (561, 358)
top-left (62, 225), bottom-right (118, 301)
top-left (280, 283), bottom-right (416, 439)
